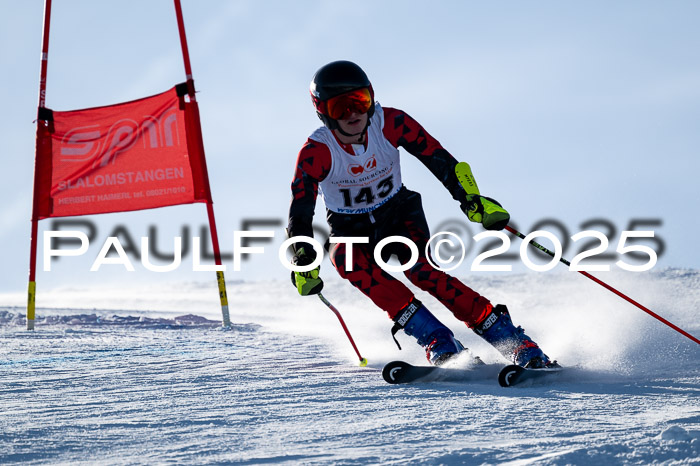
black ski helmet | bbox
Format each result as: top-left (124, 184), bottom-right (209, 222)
top-left (310, 60), bottom-right (375, 131)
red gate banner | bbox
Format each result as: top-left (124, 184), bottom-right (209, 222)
top-left (34, 85), bottom-right (211, 219)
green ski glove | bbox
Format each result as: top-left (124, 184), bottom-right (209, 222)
top-left (463, 194), bottom-right (510, 231)
top-left (290, 248), bottom-right (324, 296)
top-left (454, 161), bottom-right (510, 231)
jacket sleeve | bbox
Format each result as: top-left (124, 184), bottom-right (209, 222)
top-left (287, 139), bottom-right (332, 252)
top-left (382, 106), bottom-right (469, 205)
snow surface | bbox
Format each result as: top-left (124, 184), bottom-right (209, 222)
top-left (1, 268), bottom-right (699, 464)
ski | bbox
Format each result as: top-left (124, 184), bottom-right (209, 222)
top-left (497, 364), bottom-right (563, 387)
top-left (383, 360), bottom-right (564, 386)
top-left (382, 360), bottom-right (501, 384)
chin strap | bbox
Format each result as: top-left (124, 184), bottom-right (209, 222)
top-left (335, 118), bottom-right (371, 143)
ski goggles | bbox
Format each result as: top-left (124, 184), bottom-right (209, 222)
top-left (324, 87), bottom-right (373, 120)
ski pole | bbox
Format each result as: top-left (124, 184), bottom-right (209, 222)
top-left (317, 293), bottom-right (369, 366)
top-left (505, 225), bottom-right (700, 346)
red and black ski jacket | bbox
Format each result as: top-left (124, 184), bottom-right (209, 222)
top-left (287, 106), bottom-right (469, 244)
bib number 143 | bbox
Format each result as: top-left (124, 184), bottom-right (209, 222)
top-left (339, 176), bottom-right (394, 207)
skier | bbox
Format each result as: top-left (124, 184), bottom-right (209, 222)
top-left (287, 60), bottom-right (555, 368)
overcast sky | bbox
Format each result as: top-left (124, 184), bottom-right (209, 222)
top-left (1, 1), bottom-right (699, 295)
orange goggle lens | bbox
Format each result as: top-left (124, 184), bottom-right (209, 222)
top-left (325, 88), bottom-right (373, 120)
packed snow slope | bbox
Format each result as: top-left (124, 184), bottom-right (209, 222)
top-left (1, 268), bottom-right (699, 464)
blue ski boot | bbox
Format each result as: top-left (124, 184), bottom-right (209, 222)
top-left (474, 304), bottom-right (554, 368)
top-left (391, 298), bottom-right (465, 365)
